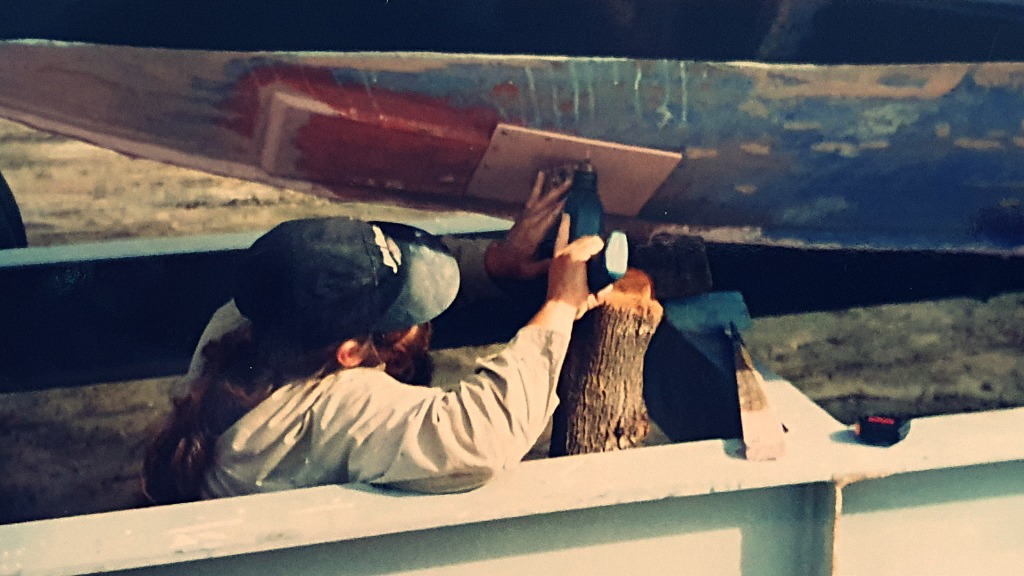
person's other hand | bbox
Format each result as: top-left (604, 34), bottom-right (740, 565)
top-left (484, 168), bottom-right (573, 281)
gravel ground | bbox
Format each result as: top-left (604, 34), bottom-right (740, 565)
top-left (2, 118), bottom-right (1022, 524)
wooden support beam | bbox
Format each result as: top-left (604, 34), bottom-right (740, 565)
top-left (628, 231), bottom-right (712, 300)
top-left (733, 331), bottom-right (786, 461)
top-left (10, 227), bottom-right (1024, 393)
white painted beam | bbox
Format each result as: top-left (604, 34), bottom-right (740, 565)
top-left (837, 460), bottom-right (1024, 576)
top-left (1, 378), bottom-right (1021, 576)
top-left (0, 215), bottom-right (511, 267)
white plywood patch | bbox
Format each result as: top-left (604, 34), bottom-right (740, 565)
top-left (466, 124), bottom-right (681, 217)
top-left (258, 89), bottom-right (339, 178)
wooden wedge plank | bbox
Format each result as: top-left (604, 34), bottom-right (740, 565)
top-left (733, 333), bottom-right (786, 461)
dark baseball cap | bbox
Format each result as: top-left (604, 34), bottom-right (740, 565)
top-left (233, 217), bottom-right (460, 348)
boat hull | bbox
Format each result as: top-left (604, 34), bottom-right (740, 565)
top-left (1, 42), bottom-right (1024, 252)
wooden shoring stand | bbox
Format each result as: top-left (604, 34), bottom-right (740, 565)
top-left (549, 232), bottom-right (711, 457)
top-left (549, 269), bottom-right (663, 456)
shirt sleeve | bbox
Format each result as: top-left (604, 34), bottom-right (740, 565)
top-left (185, 301), bottom-right (250, 381)
top-left (318, 324), bottom-right (569, 494)
top-left (441, 236), bottom-right (505, 304)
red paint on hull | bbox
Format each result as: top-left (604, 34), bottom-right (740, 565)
top-left (224, 64), bottom-right (503, 195)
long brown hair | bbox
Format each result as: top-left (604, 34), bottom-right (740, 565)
top-left (142, 322), bottom-right (432, 505)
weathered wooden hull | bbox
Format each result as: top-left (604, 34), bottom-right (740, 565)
top-left (1, 41), bottom-right (1024, 253)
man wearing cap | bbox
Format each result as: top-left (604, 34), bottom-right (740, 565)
top-left (143, 171), bottom-right (607, 503)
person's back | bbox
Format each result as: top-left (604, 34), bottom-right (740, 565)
top-left (143, 171), bottom-right (608, 503)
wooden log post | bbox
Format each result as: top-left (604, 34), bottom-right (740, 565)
top-left (548, 232), bottom-right (712, 457)
top-left (549, 269), bottom-right (663, 456)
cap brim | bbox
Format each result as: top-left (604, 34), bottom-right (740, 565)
top-left (370, 221), bottom-right (460, 334)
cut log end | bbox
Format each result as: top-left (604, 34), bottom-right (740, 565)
top-left (604, 269), bottom-right (663, 320)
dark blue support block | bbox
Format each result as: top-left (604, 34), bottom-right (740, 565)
top-left (5, 235), bottom-right (1024, 392)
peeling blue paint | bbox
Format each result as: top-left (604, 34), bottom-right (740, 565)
top-left (277, 59), bottom-right (1024, 241)
top-left (71, 51), bottom-right (1024, 251)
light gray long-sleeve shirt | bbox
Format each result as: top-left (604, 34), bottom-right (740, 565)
top-left (191, 237), bottom-right (568, 497)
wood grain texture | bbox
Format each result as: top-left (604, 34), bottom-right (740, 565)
top-left (550, 269), bottom-right (663, 456)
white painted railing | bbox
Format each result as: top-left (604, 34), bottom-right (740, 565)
top-left (2, 374), bottom-right (1021, 575)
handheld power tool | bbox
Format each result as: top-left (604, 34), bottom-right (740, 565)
top-left (559, 161), bottom-right (629, 293)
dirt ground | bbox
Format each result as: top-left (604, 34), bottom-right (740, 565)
top-left (2, 118), bottom-right (1023, 524)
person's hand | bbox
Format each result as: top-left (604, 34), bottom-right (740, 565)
top-left (547, 214), bottom-right (610, 318)
top-left (484, 168), bottom-right (574, 281)
top-left (528, 214), bottom-right (611, 333)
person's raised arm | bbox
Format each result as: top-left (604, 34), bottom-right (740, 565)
top-left (439, 168), bottom-right (574, 328)
top-left (341, 215), bottom-right (609, 494)
top-left (528, 213), bottom-right (607, 335)
top-left (484, 169), bottom-right (573, 282)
